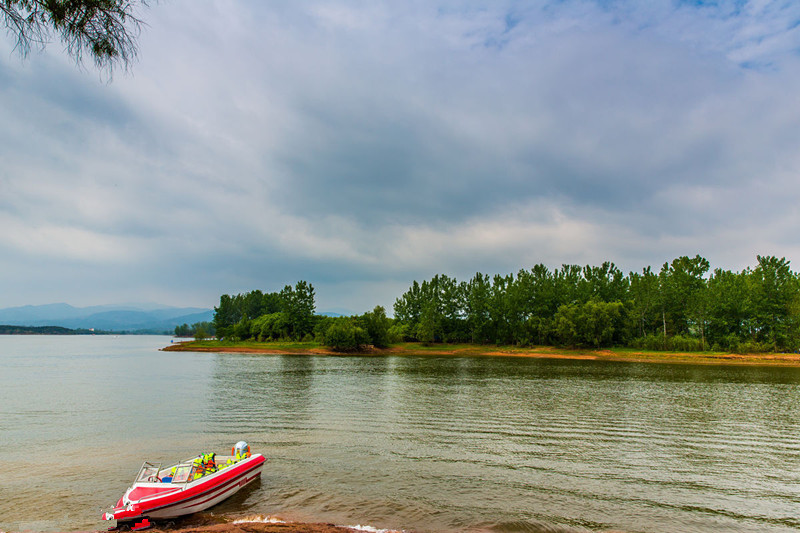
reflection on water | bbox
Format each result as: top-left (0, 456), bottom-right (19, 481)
top-left (2, 337), bottom-right (800, 532)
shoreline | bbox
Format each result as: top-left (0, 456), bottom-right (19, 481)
top-left (163, 340), bottom-right (800, 367)
top-left (97, 513), bottom-right (401, 533)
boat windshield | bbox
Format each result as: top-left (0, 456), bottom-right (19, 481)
top-left (135, 462), bottom-right (162, 483)
top-left (170, 464), bottom-right (194, 483)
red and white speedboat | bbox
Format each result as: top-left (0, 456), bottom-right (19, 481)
top-left (102, 449), bottom-right (265, 527)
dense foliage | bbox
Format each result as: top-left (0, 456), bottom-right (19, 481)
top-left (314, 306), bottom-right (392, 351)
top-left (174, 321), bottom-right (215, 339)
top-left (213, 255), bottom-right (800, 353)
top-left (392, 255), bottom-right (800, 352)
top-left (212, 280), bottom-right (391, 351)
top-left (213, 281), bottom-right (316, 341)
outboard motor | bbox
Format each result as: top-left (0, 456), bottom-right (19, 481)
top-left (232, 441), bottom-right (251, 461)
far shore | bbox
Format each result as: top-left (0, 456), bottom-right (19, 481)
top-left (163, 340), bottom-right (800, 367)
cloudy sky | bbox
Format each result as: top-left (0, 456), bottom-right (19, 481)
top-left (2, 0), bottom-right (800, 314)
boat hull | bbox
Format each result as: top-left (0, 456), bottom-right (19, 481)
top-left (104, 454), bottom-right (265, 522)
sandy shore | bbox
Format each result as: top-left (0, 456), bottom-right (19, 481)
top-left (163, 340), bottom-right (800, 367)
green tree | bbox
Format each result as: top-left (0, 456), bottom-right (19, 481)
top-left (437, 274), bottom-right (466, 341)
top-left (554, 264), bottom-right (583, 306)
top-left (464, 273), bottom-right (491, 343)
top-left (323, 318), bottom-right (369, 352)
top-left (394, 280), bottom-right (422, 331)
top-left (242, 290), bottom-right (266, 320)
top-left (553, 301), bottom-right (626, 348)
top-left (628, 266), bottom-right (660, 338)
top-left (387, 323), bottom-right (411, 343)
top-left (553, 304), bottom-right (579, 347)
top-left (659, 255), bottom-right (710, 338)
top-left (706, 268), bottom-right (749, 349)
top-left (2, 0), bottom-right (147, 71)
top-left (194, 325), bottom-right (208, 340)
top-left (213, 294), bottom-right (242, 339)
top-left (578, 262), bottom-right (628, 303)
top-left (280, 280), bottom-right (316, 339)
top-left (521, 264), bottom-right (558, 345)
top-left (360, 306), bottom-right (391, 348)
top-left (415, 301), bottom-right (439, 344)
top-left (749, 255), bottom-right (800, 350)
top-left (232, 317), bottom-right (251, 340)
top-left (488, 274), bottom-right (514, 344)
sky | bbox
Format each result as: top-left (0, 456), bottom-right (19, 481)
top-left (2, 0), bottom-right (800, 315)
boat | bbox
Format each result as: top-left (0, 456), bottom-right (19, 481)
top-left (102, 443), bottom-right (265, 528)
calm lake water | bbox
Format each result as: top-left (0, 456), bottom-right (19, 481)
top-left (2, 336), bottom-right (800, 532)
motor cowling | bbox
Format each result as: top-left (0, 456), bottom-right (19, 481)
top-left (232, 441), bottom-right (251, 460)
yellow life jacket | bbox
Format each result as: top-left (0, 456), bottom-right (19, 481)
top-left (204, 452), bottom-right (217, 473)
top-left (192, 456), bottom-right (205, 480)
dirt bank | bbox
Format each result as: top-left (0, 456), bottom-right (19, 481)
top-left (163, 341), bottom-right (800, 367)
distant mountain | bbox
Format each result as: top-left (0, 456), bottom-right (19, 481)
top-left (318, 307), bottom-right (354, 317)
top-left (0, 303), bottom-right (213, 333)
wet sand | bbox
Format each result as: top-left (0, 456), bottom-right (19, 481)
top-left (104, 514), bottom-right (400, 533)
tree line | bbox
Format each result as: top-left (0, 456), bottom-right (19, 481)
top-left (174, 321), bottom-right (215, 339)
top-left (212, 280), bottom-right (391, 351)
top-left (212, 255), bottom-right (800, 353)
top-left (213, 281), bottom-right (317, 341)
top-left (393, 255), bottom-right (800, 353)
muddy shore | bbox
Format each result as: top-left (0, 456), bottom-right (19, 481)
top-left (163, 340), bottom-right (800, 367)
top-left (100, 514), bottom-right (400, 533)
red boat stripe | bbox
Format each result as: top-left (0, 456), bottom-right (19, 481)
top-left (125, 458), bottom-right (264, 517)
top-left (137, 472), bottom-right (259, 516)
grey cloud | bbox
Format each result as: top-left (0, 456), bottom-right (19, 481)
top-left (2, 1), bottom-right (800, 311)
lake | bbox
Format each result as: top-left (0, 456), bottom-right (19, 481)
top-left (2, 336), bottom-right (800, 532)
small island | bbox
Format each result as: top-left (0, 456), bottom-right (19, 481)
top-left (168, 255), bottom-right (800, 367)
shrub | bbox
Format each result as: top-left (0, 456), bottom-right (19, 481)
top-left (258, 312), bottom-right (290, 340)
top-left (630, 333), bottom-right (705, 352)
top-left (323, 319), bottom-right (369, 351)
top-left (232, 318), bottom-right (252, 341)
top-left (388, 323), bottom-right (413, 342)
top-left (359, 306), bottom-right (391, 348)
top-left (553, 301), bottom-right (626, 348)
top-left (733, 340), bottom-right (773, 354)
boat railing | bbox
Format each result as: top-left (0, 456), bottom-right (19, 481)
top-left (135, 455), bottom-right (247, 485)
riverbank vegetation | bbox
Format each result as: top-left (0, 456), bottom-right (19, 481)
top-left (174, 321), bottom-right (215, 339)
top-left (210, 255), bottom-right (800, 354)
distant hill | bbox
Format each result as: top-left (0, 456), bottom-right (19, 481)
top-left (0, 325), bottom-right (96, 335)
top-left (318, 307), bottom-right (354, 317)
top-left (0, 303), bottom-right (214, 333)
